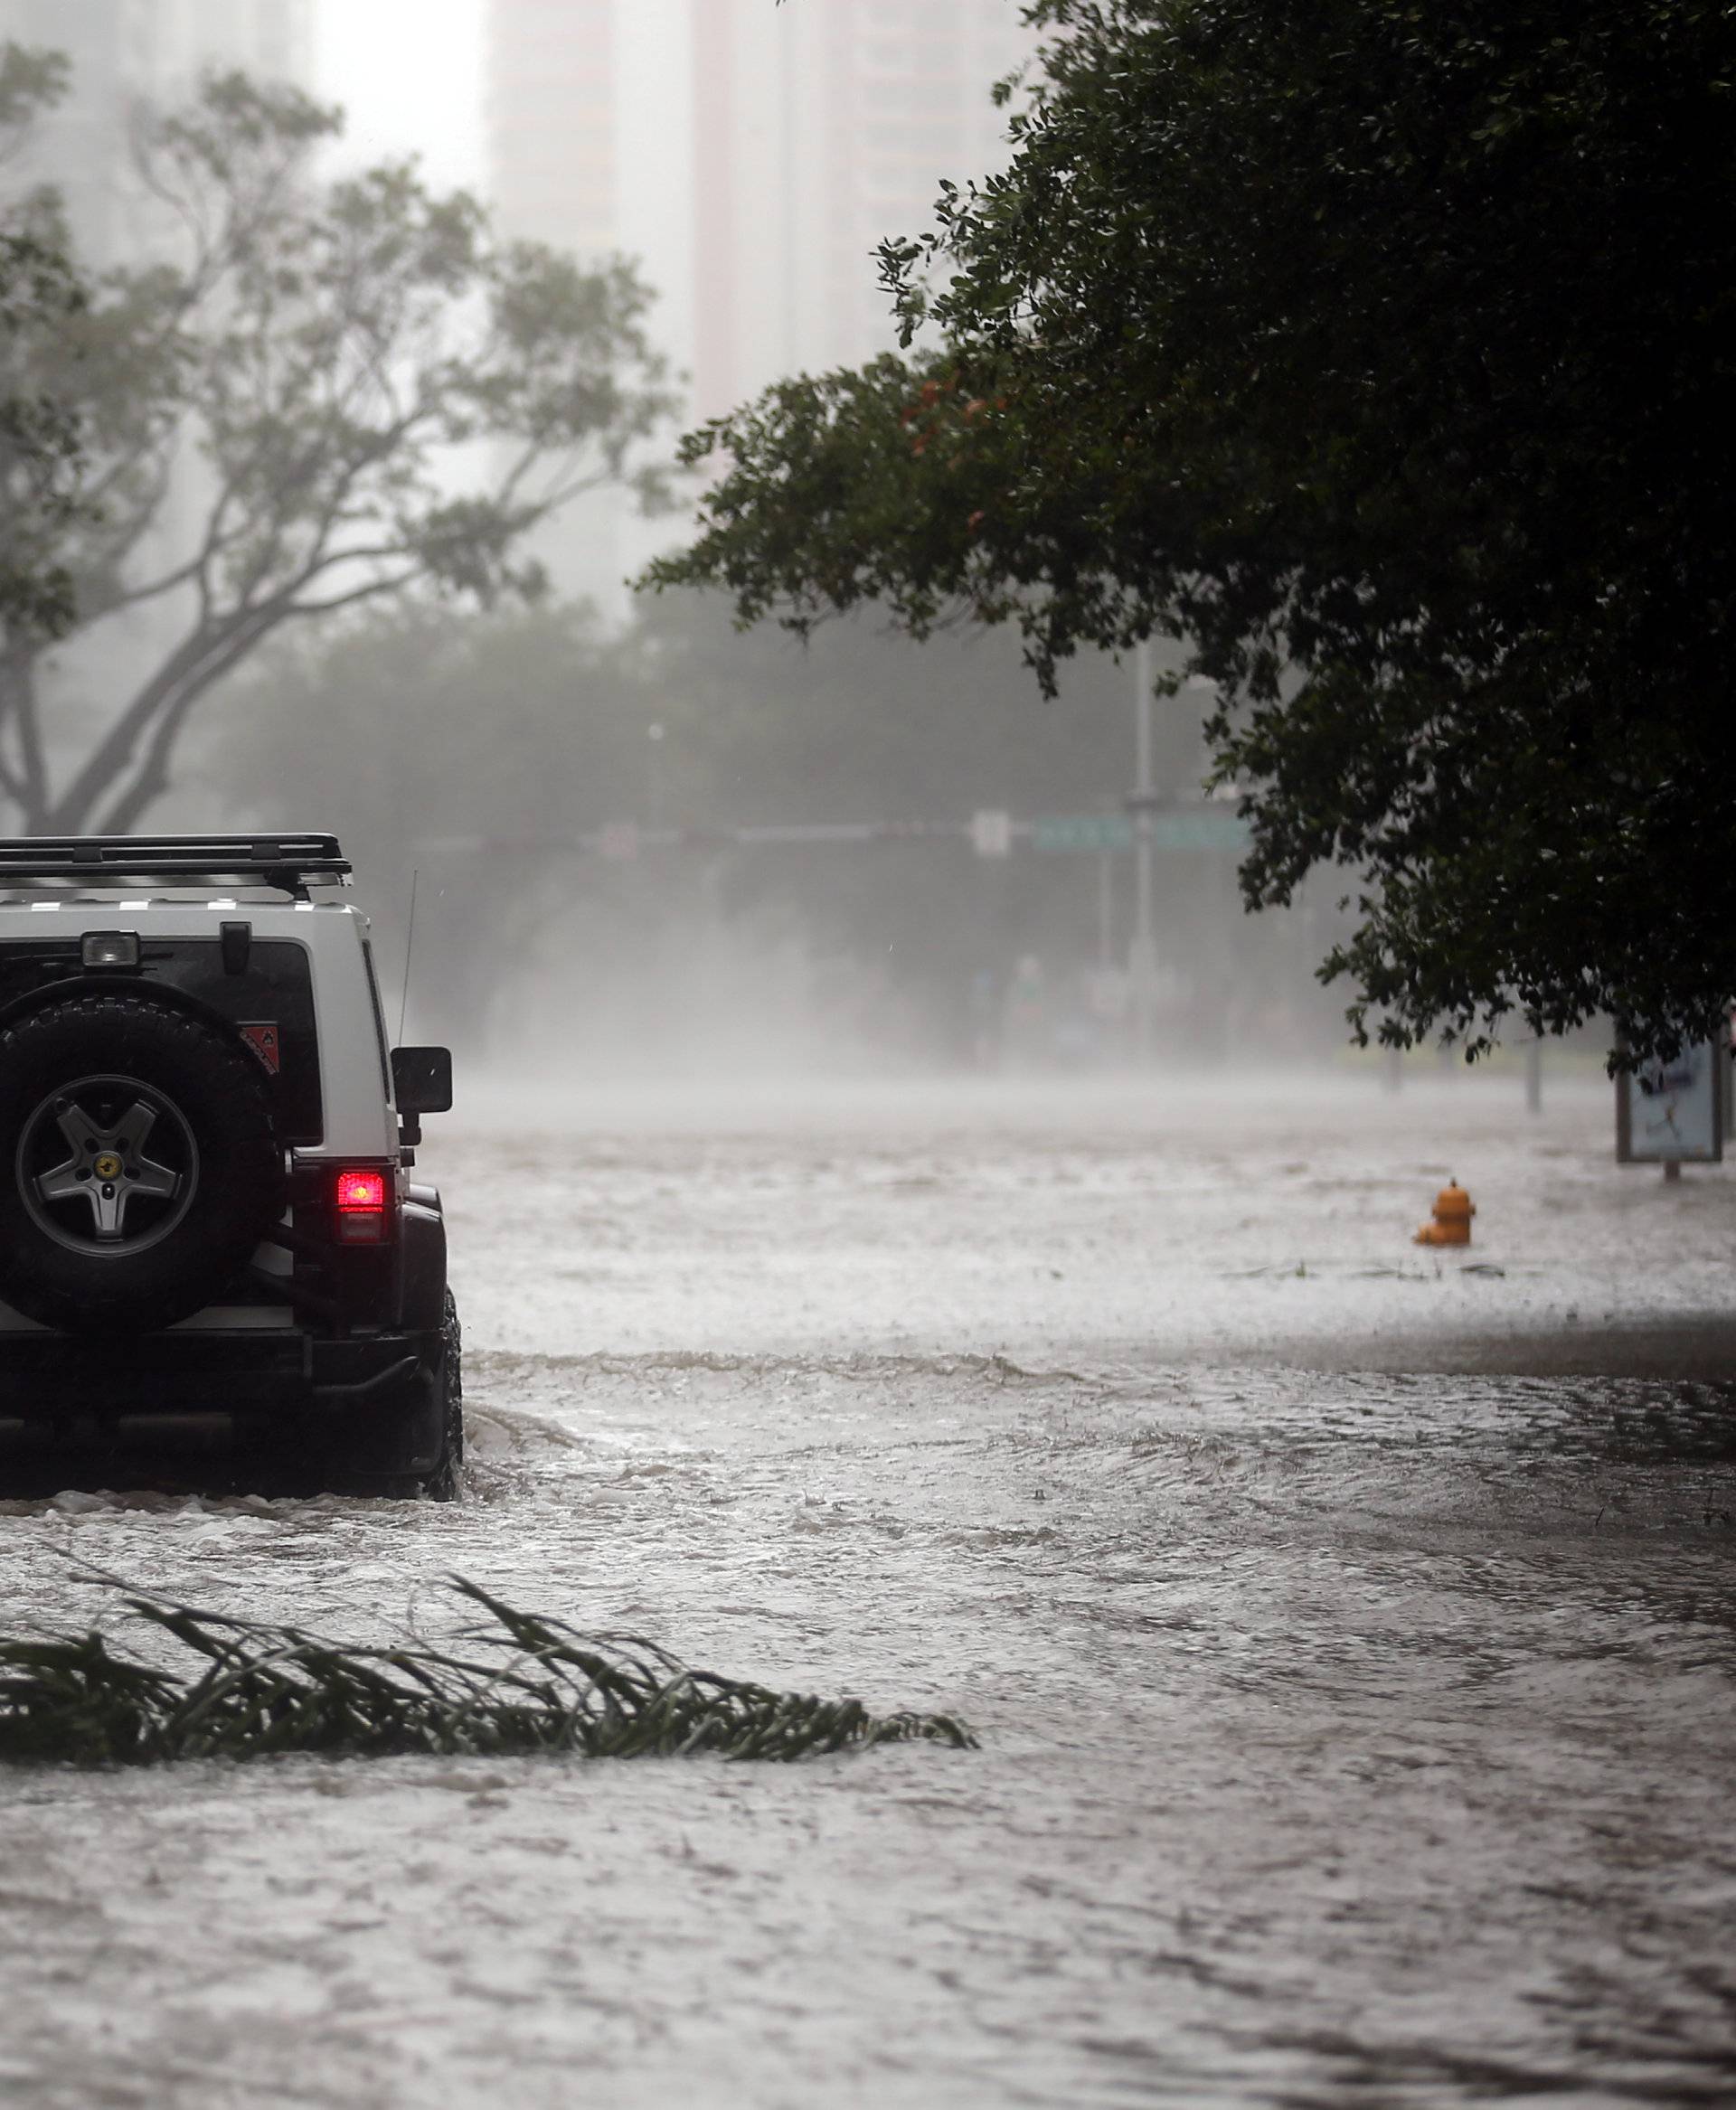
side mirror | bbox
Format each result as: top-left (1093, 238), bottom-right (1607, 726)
top-left (391, 1047), bottom-right (452, 1149)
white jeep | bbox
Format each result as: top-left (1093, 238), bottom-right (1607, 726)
top-left (0, 834), bottom-right (460, 1497)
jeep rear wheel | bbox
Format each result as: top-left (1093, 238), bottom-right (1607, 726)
top-left (423, 1289), bottom-right (465, 1502)
top-left (330, 1291), bottom-right (464, 1501)
top-left (0, 994), bottom-right (282, 1333)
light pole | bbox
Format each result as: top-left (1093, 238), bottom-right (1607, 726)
top-left (1097, 839), bottom-right (1115, 971)
top-left (646, 721), bottom-right (665, 834)
top-left (1128, 642), bottom-right (1156, 1062)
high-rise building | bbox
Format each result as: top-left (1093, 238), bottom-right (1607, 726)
top-left (476, 0), bottom-right (1033, 601)
top-left (486, 0), bottom-right (618, 257)
top-left (0, 0), bottom-right (316, 260)
top-left (486, 0), bottom-right (705, 614)
top-left (691, 0), bottom-right (1033, 419)
top-left (483, 0), bottom-right (1033, 408)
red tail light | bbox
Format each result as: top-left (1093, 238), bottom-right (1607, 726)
top-left (335, 1166), bottom-right (389, 1242)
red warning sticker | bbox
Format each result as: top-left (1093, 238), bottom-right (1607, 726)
top-left (241, 1022), bottom-right (281, 1075)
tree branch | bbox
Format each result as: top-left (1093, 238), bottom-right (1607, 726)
top-left (13, 649), bottom-right (46, 824)
top-left (44, 624), bottom-right (233, 832)
top-left (90, 616), bottom-right (275, 834)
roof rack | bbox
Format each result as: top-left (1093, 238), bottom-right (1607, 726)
top-left (0, 834), bottom-right (351, 898)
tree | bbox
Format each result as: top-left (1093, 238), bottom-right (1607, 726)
top-left (203, 586), bottom-right (1334, 1071)
top-left (0, 66), bottom-right (674, 835)
top-left (0, 43), bottom-right (87, 648)
top-left (646, 0), bottom-right (1736, 1061)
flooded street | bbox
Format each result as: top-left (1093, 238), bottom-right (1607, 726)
top-left (3, 1073), bottom-right (1734, 2106)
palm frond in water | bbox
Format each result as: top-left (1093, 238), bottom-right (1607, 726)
top-left (0, 1578), bottom-right (976, 1766)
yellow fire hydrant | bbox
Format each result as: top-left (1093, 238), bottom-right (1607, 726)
top-left (1415, 1180), bottom-right (1475, 1247)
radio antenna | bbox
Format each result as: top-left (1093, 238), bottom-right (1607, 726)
top-left (398, 868), bottom-right (420, 1041)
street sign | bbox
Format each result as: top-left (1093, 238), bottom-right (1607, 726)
top-left (1032, 810), bottom-right (1250, 852)
top-left (1146, 810), bottom-right (1250, 852)
top-left (970, 809), bottom-right (1014, 858)
top-left (1616, 1041), bottom-right (1724, 1163)
top-left (1033, 815), bottom-right (1135, 852)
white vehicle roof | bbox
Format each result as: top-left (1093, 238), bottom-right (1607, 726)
top-left (0, 837), bottom-right (398, 1160)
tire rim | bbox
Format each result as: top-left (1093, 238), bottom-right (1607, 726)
top-left (16, 1073), bottom-right (200, 1256)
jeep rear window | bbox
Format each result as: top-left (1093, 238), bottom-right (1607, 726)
top-left (0, 937), bottom-right (325, 1144)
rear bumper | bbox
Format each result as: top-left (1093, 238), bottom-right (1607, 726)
top-left (0, 1326), bottom-right (438, 1421)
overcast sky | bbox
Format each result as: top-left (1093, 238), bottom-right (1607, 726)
top-left (309, 0), bottom-right (696, 598)
top-left (315, 0), bottom-right (486, 189)
top-left (314, 0), bottom-right (695, 400)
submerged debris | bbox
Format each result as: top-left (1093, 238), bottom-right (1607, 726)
top-left (0, 1578), bottom-right (976, 1766)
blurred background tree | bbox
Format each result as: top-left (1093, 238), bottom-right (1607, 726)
top-left (196, 590), bottom-right (1332, 1068)
top-left (0, 43), bottom-right (86, 655)
top-left (0, 52), bottom-right (673, 835)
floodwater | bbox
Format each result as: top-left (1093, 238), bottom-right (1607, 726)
top-left (1, 1072), bottom-right (1733, 2107)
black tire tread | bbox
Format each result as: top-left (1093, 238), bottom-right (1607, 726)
top-left (421, 1288), bottom-right (464, 1502)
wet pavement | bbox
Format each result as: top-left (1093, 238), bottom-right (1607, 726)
top-left (1, 1073), bottom-right (1732, 2106)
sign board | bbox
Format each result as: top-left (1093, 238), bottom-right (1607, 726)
top-left (1033, 811), bottom-right (1250, 853)
top-left (970, 809), bottom-right (1013, 858)
top-left (1616, 1041), bottom-right (1724, 1163)
top-left (1033, 815), bottom-right (1135, 853)
top-left (1147, 810), bottom-right (1251, 852)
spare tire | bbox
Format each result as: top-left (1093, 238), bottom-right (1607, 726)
top-left (0, 993), bottom-right (283, 1333)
